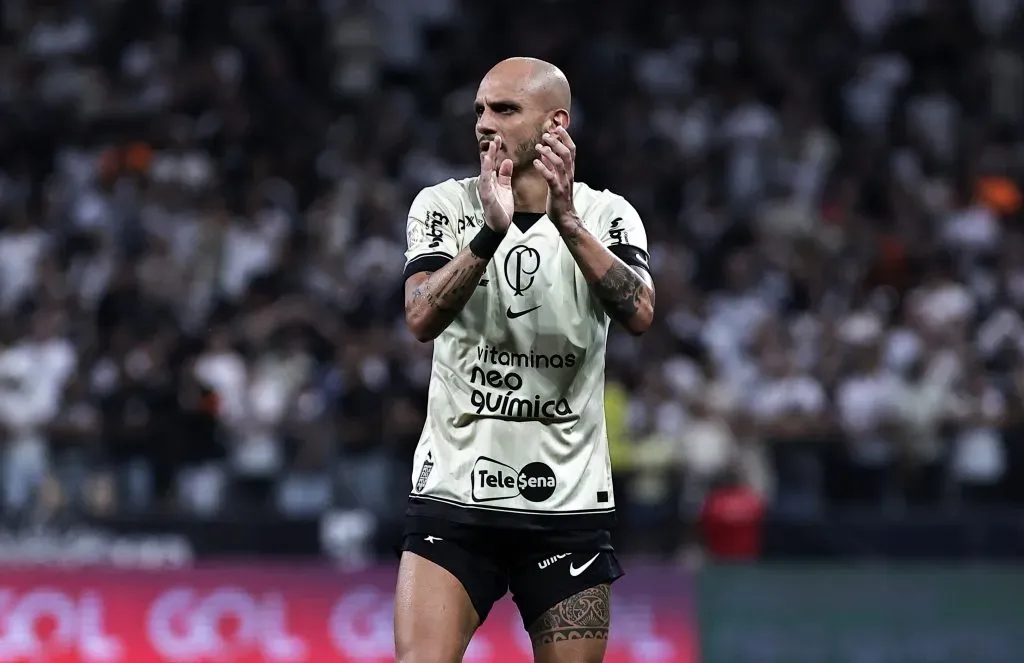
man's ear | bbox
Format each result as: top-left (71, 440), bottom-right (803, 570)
top-left (550, 109), bottom-right (570, 131)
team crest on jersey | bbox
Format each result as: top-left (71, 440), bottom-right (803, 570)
top-left (415, 451), bottom-right (434, 493)
top-left (471, 457), bottom-right (556, 503)
top-left (503, 245), bottom-right (541, 295)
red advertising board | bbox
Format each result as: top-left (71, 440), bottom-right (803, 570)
top-left (0, 563), bottom-right (696, 663)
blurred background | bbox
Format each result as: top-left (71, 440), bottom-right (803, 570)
top-left (0, 0), bottom-right (1023, 661)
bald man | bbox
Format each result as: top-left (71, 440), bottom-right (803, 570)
top-left (395, 58), bottom-right (655, 663)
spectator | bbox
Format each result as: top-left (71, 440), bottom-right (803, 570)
top-left (0, 209), bottom-right (48, 313)
top-left (44, 374), bottom-right (102, 519)
top-left (699, 466), bottom-right (767, 562)
top-left (892, 351), bottom-right (959, 505)
top-left (835, 344), bottom-right (902, 505)
top-left (678, 395), bottom-right (736, 508)
top-left (0, 337), bottom-right (59, 518)
top-left (950, 364), bottom-right (1008, 503)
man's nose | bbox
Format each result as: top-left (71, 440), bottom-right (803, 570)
top-left (476, 113), bottom-right (497, 137)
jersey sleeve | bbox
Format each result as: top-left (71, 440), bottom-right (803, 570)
top-left (403, 186), bottom-right (461, 280)
top-left (598, 196), bottom-right (651, 276)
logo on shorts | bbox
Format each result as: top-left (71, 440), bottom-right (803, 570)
top-left (471, 457), bottom-right (556, 503)
top-left (537, 553), bottom-right (572, 569)
top-left (569, 554), bottom-right (601, 577)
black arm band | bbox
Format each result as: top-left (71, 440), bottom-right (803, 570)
top-left (469, 225), bottom-right (505, 259)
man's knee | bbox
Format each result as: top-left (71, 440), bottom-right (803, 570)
top-left (394, 604), bottom-right (473, 663)
top-left (532, 635), bottom-right (609, 663)
top-left (394, 643), bottom-right (465, 663)
top-left (532, 638), bottom-right (609, 663)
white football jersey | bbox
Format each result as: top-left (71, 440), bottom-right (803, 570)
top-left (403, 177), bottom-right (650, 530)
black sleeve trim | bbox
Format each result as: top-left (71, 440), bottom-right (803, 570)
top-left (608, 244), bottom-right (651, 276)
top-left (403, 252), bottom-right (453, 280)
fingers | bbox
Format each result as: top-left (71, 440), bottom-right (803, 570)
top-left (480, 137), bottom-right (504, 177)
top-left (536, 143), bottom-right (564, 171)
top-left (497, 158), bottom-right (513, 187)
top-left (480, 139), bottom-right (495, 172)
top-left (554, 126), bottom-right (575, 155)
top-left (533, 156), bottom-right (558, 186)
top-left (537, 131), bottom-right (574, 180)
top-left (541, 130), bottom-right (573, 162)
top-left (535, 130), bottom-right (573, 192)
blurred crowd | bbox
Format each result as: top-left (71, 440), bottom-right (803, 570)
top-left (1, 0), bottom-right (1024, 540)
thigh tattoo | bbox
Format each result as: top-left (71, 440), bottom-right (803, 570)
top-left (528, 584), bottom-right (611, 647)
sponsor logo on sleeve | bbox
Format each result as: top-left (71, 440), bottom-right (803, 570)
top-left (455, 216), bottom-right (479, 233)
top-left (607, 217), bottom-right (628, 246)
top-left (425, 211), bottom-right (448, 248)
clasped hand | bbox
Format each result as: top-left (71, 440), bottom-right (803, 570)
top-left (478, 128), bottom-right (579, 232)
top-left (478, 137), bottom-right (515, 233)
top-left (534, 126), bottom-right (577, 228)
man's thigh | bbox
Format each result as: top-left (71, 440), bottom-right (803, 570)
top-left (400, 533), bottom-right (509, 622)
top-left (509, 550), bottom-right (623, 662)
top-left (394, 544), bottom-right (500, 663)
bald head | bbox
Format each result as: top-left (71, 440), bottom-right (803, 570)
top-left (474, 57), bottom-right (572, 169)
top-left (481, 57), bottom-right (571, 113)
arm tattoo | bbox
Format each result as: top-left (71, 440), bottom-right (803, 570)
top-left (556, 216), bottom-right (654, 329)
top-left (412, 260), bottom-right (485, 313)
top-left (560, 218), bottom-right (586, 247)
top-left (593, 263), bottom-right (649, 322)
top-left (408, 251), bottom-right (489, 336)
top-left (528, 584), bottom-right (611, 647)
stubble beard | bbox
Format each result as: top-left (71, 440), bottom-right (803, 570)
top-left (512, 126), bottom-right (546, 170)
top-left (480, 127), bottom-right (546, 172)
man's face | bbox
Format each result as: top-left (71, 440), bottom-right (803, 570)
top-left (474, 75), bottom-right (549, 170)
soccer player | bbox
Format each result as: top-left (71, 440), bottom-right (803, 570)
top-left (395, 57), bottom-right (655, 663)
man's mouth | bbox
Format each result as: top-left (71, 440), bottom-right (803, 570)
top-left (479, 137), bottom-right (501, 152)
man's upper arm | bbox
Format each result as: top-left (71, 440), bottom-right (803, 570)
top-left (598, 196), bottom-right (652, 284)
top-left (403, 187), bottom-right (461, 281)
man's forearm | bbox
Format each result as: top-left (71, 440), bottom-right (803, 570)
top-left (557, 215), bottom-right (654, 334)
top-left (405, 248), bottom-right (490, 341)
top-left (405, 220), bottom-right (509, 341)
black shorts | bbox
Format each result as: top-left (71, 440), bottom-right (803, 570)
top-left (400, 516), bottom-right (624, 629)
